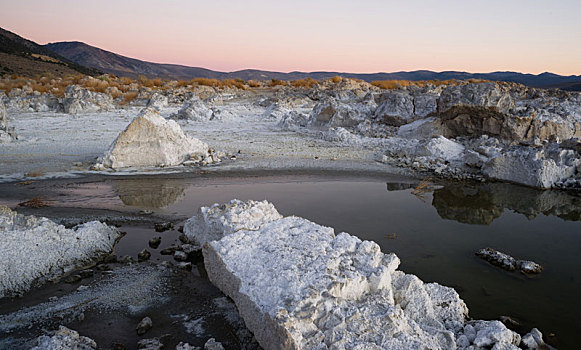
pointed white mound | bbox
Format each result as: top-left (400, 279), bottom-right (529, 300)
top-left (98, 108), bottom-right (209, 169)
top-left (0, 206), bottom-right (121, 298)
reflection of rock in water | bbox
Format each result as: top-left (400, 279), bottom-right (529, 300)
top-left (432, 183), bottom-right (581, 225)
top-left (385, 182), bottom-right (416, 191)
top-left (113, 178), bottom-right (186, 209)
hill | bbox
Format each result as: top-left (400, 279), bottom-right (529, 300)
top-left (45, 41), bottom-right (581, 90)
top-left (0, 27), bottom-right (101, 77)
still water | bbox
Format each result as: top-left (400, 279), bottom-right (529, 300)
top-left (2, 172), bottom-right (580, 348)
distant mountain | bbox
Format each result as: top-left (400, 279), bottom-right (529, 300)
top-left (46, 41), bottom-right (581, 90)
top-left (0, 27), bottom-right (101, 77)
top-left (45, 41), bottom-right (222, 80)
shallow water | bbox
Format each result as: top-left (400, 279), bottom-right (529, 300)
top-left (1, 172), bottom-right (580, 349)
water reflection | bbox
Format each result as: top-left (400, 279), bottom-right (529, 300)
top-left (430, 183), bottom-right (581, 225)
top-left (112, 178), bottom-right (186, 209)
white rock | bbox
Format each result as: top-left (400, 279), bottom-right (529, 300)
top-left (469, 320), bottom-right (521, 349)
top-left (31, 326), bottom-right (97, 350)
top-left (321, 127), bottom-right (362, 144)
top-left (262, 103), bottom-right (290, 120)
top-left (0, 206), bottom-right (121, 298)
top-left (414, 136), bottom-right (466, 162)
top-left (96, 108), bottom-right (209, 169)
top-left (198, 200), bottom-right (469, 350)
top-left (147, 92), bottom-right (169, 111)
top-left (184, 199), bottom-right (282, 247)
top-left (138, 338), bottom-right (164, 350)
top-left (308, 98), bottom-right (374, 128)
top-left (520, 328), bottom-right (546, 349)
top-left (397, 117), bottom-right (445, 139)
top-left (0, 101), bottom-right (15, 142)
top-left (176, 343), bottom-right (200, 350)
top-left (483, 146), bottom-right (580, 188)
top-left (63, 85), bottom-right (114, 114)
top-left (279, 110), bottom-right (310, 130)
top-left (173, 96), bottom-right (213, 121)
top-left (204, 338), bottom-right (225, 350)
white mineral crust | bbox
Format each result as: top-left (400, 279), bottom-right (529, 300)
top-left (97, 107), bottom-right (209, 169)
top-left (190, 200), bottom-right (526, 350)
top-left (0, 206), bottom-right (121, 298)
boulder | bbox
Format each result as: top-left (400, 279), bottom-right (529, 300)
top-left (5, 94), bottom-right (61, 112)
top-left (63, 85), bottom-right (115, 114)
top-left (483, 145), bottom-right (580, 188)
top-left (172, 96), bottom-right (213, 121)
top-left (0, 206), bottom-right (121, 297)
top-left (96, 108), bottom-right (209, 169)
top-left (190, 199), bottom-right (534, 350)
top-left (279, 111), bottom-right (310, 130)
top-left (435, 83), bottom-right (581, 143)
top-left (0, 101), bottom-right (16, 142)
top-left (31, 326), bottom-right (97, 350)
top-left (262, 103), bottom-right (291, 120)
top-left (184, 199), bottom-right (282, 248)
top-left (146, 92), bottom-right (169, 110)
top-left (374, 90), bottom-right (438, 126)
top-left (476, 248), bottom-right (543, 274)
top-left (308, 98), bottom-right (375, 128)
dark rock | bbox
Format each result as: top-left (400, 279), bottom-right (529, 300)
top-left (63, 274), bottom-right (82, 284)
top-left (173, 251), bottom-right (188, 262)
top-left (138, 249), bottom-right (151, 262)
top-left (136, 316), bottom-right (153, 336)
top-left (160, 246), bottom-right (179, 255)
top-left (154, 222), bottom-right (174, 232)
top-left (148, 237), bottom-right (162, 249)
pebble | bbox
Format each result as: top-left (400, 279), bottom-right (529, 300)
top-left (148, 237), bottom-right (162, 249)
top-left (154, 222), bottom-right (174, 232)
top-left (136, 316), bottom-right (153, 335)
top-left (138, 249), bottom-right (152, 262)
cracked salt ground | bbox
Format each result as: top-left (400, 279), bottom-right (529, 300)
top-left (0, 173), bottom-right (580, 348)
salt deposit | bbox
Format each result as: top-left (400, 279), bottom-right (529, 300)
top-left (30, 326), bottom-right (97, 350)
top-left (189, 199), bottom-right (542, 350)
top-left (95, 108), bottom-right (209, 169)
top-left (0, 206), bottom-right (121, 298)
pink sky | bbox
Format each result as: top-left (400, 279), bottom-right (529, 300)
top-left (1, 0), bottom-right (580, 75)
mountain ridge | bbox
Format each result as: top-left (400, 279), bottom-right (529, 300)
top-left (45, 40), bottom-right (581, 90)
top-left (0, 28), bottom-right (101, 77)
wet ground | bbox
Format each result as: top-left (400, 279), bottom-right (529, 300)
top-left (1, 170), bottom-right (580, 349)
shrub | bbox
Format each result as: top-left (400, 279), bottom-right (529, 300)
top-left (291, 78), bottom-right (319, 88)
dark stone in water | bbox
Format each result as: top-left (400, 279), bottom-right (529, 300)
top-left (160, 246), bottom-right (179, 255)
top-left (154, 222), bottom-right (174, 232)
top-left (476, 247), bottom-right (543, 274)
top-left (149, 236), bottom-right (162, 249)
top-left (136, 316), bottom-right (153, 336)
top-left (138, 249), bottom-right (152, 262)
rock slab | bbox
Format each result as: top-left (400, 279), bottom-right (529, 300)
top-left (0, 206), bottom-right (121, 298)
top-left (193, 200), bottom-right (529, 350)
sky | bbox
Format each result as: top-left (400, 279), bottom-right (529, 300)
top-left (0, 0), bottom-right (580, 75)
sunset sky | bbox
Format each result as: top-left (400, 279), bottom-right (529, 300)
top-left (1, 0), bottom-right (580, 75)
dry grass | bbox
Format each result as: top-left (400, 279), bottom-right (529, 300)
top-left (25, 169), bottom-right (45, 178)
top-left (16, 180), bottom-right (34, 186)
top-left (371, 79), bottom-right (465, 89)
top-left (291, 78), bottom-right (319, 88)
top-left (18, 196), bottom-right (50, 208)
top-left (330, 76), bottom-right (343, 84)
top-left (411, 177), bottom-right (433, 202)
top-left (121, 91), bottom-right (139, 105)
top-left (268, 79), bottom-right (287, 87)
top-left (247, 80), bottom-right (261, 88)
